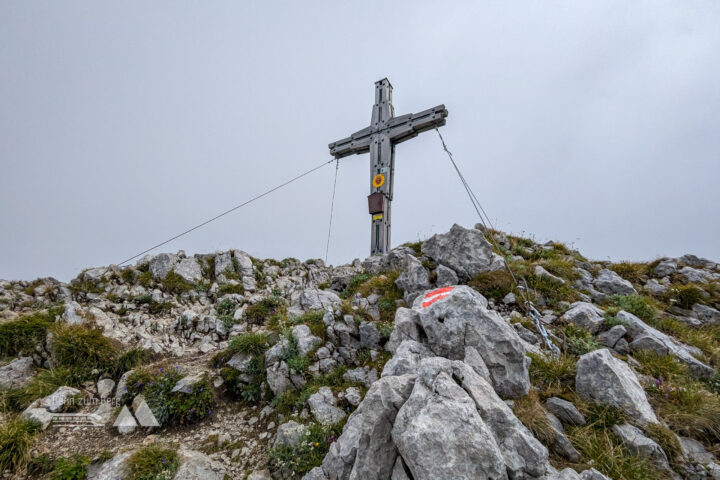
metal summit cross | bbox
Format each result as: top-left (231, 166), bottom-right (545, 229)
top-left (329, 78), bottom-right (448, 255)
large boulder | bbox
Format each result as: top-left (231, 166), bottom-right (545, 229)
top-left (612, 423), bottom-right (671, 471)
top-left (421, 224), bottom-right (504, 280)
top-left (618, 310), bottom-right (713, 378)
top-left (320, 374), bottom-right (416, 480)
top-left (414, 285), bottom-right (530, 398)
top-left (0, 357), bottom-right (35, 390)
top-left (175, 258), bottom-right (202, 283)
top-left (300, 289), bottom-right (342, 311)
top-left (593, 269), bottom-right (637, 295)
top-left (391, 360), bottom-right (508, 480)
top-left (149, 253), bottom-right (178, 280)
top-left (575, 349), bottom-right (658, 425)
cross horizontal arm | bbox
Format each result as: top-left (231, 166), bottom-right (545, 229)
top-left (328, 126), bottom-right (373, 159)
top-left (385, 104), bottom-right (448, 144)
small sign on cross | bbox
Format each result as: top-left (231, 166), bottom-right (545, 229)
top-left (329, 79), bottom-right (448, 255)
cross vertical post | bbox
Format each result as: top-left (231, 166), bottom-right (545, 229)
top-left (329, 78), bottom-right (448, 256)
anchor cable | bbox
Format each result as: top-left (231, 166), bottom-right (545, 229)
top-left (114, 158), bottom-right (336, 267)
top-left (324, 159), bottom-right (340, 265)
top-left (435, 128), bottom-right (560, 355)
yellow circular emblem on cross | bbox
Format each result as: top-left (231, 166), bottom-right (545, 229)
top-left (372, 174), bottom-right (385, 188)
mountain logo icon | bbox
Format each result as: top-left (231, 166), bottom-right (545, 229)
top-left (113, 399), bottom-right (160, 432)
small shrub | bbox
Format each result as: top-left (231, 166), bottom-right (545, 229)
top-left (560, 325), bottom-right (601, 356)
top-left (513, 391), bottom-right (555, 444)
top-left (281, 329), bottom-right (308, 375)
top-left (114, 348), bottom-right (148, 377)
top-left (566, 427), bottom-right (664, 480)
top-left (339, 273), bottom-right (372, 299)
top-left (609, 262), bottom-right (650, 284)
top-left (161, 271), bottom-right (193, 295)
top-left (216, 298), bottom-right (237, 316)
top-left (377, 321), bottom-right (394, 341)
top-left (51, 324), bottom-right (119, 382)
top-left (127, 445), bottom-right (180, 480)
top-left (124, 368), bottom-right (215, 425)
top-left (137, 271), bottom-right (153, 287)
top-left (468, 270), bottom-right (515, 301)
top-left (528, 352), bottom-right (577, 397)
top-left (245, 296), bottom-right (285, 325)
top-left (218, 283), bottom-right (244, 296)
top-left (212, 332), bottom-right (271, 366)
top-left (220, 356), bottom-right (265, 405)
top-left (48, 454), bottom-right (91, 480)
top-left (667, 284), bottom-right (705, 309)
top-left (610, 295), bottom-right (657, 323)
top-left (0, 417), bottom-right (40, 473)
top-left (268, 421), bottom-right (343, 478)
top-left (0, 308), bottom-right (60, 357)
top-left (1, 368), bottom-right (74, 412)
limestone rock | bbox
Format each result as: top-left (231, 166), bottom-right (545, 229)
top-left (96, 378), bottom-right (115, 399)
top-left (421, 224), bottom-right (504, 280)
top-left (175, 449), bottom-right (225, 480)
top-left (435, 264), bottom-right (459, 287)
top-left (394, 255), bottom-right (431, 304)
top-left (87, 451), bottom-right (133, 480)
top-left (612, 423), bottom-right (671, 470)
top-left (593, 269), bottom-right (637, 295)
top-left (579, 469), bottom-right (612, 480)
top-left (321, 374), bottom-right (416, 480)
top-left (300, 289), bottom-right (342, 311)
top-left (619, 310), bottom-right (713, 378)
top-left (175, 257), bottom-right (202, 283)
top-left (534, 265), bottom-right (565, 284)
top-left (415, 285), bottom-right (530, 398)
top-left (545, 397), bottom-right (586, 426)
top-left (597, 325), bottom-right (627, 348)
top-left (561, 302), bottom-right (605, 334)
top-left (0, 356), bottom-right (35, 390)
top-left (545, 411), bottom-right (581, 462)
top-left (149, 253), bottom-right (178, 280)
top-left (392, 363), bottom-right (508, 480)
top-left (41, 386), bottom-right (80, 412)
top-left (576, 349), bottom-right (658, 425)
top-left (308, 387), bottom-right (347, 425)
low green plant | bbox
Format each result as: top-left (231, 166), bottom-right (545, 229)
top-left (339, 273), bottom-right (372, 299)
top-left (220, 355), bottom-right (265, 404)
top-left (216, 298), bottom-right (237, 316)
top-left (527, 352), bottom-right (577, 397)
top-left (48, 454), bottom-right (91, 480)
top-left (468, 270), bottom-right (515, 301)
top-left (560, 325), bottom-right (601, 356)
top-left (127, 445), bottom-right (180, 480)
top-left (268, 421), bottom-right (344, 478)
top-left (0, 307), bottom-right (62, 357)
top-left (667, 284), bottom-right (705, 309)
top-left (281, 329), bottom-right (308, 375)
top-left (0, 416), bottom-right (41, 473)
top-left (137, 270), bottom-right (153, 287)
top-left (513, 391), bottom-right (555, 445)
top-left (212, 332), bottom-right (271, 367)
top-left (51, 323), bottom-right (119, 382)
top-left (114, 348), bottom-right (147, 376)
top-left (1, 368), bottom-right (74, 412)
top-left (218, 283), bottom-right (244, 296)
top-left (610, 294), bottom-right (657, 323)
top-left (377, 321), bottom-right (394, 341)
top-left (124, 368), bottom-right (215, 425)
top-left (609, 262), bottom-right (651, 284)
top-left (161, 271), bottom-right (193, 295)
top-left (245, 296), bottom-right (285, 325)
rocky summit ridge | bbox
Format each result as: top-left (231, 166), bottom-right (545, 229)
top-left (1, 223), bottom-right (719, 480)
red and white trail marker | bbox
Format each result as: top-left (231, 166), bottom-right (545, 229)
top-left (421, 286), bottom-right (454, 308)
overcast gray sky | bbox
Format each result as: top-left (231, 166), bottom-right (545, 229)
top-left (1, 1), bottom-right (719, 282)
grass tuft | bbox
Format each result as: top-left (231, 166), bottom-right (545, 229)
top-left (0, 416), bottom-right (41, 473)
top-left (127, 445), bottom-right (180, 480)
